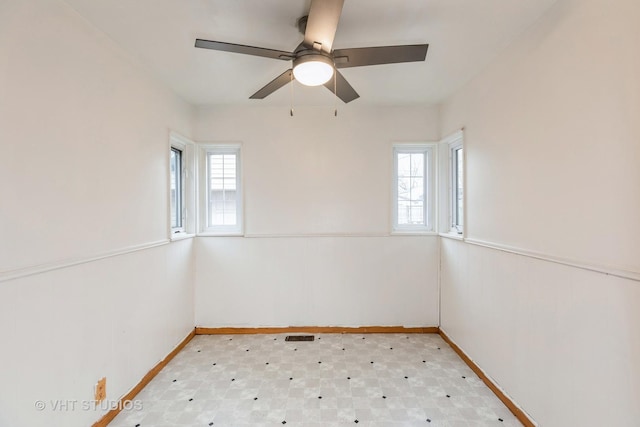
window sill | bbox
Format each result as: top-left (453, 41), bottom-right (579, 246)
top-left (391, 230), bottom-right (438, 236)
top-left (439, 232), bottom-right (464, 241)
top-left (170, 232), bottom-right (195, 241)
top-left (197, 232), bottom-right (245, 237)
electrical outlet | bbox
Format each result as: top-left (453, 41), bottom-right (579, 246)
top-left (95, 377), bottom-right (106, 402)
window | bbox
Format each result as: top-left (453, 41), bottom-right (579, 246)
top-left (169, 132), bottom-right (195, 238)
top-left (170, 147), bottom-right (183, 231)
top-left (200, 144), bottom-right (242, 234)
top-left (392, 144), bottom-right (435, 232)
top-left (438, 130), bottom-right (464, 235)
top-left (451, 143), bottom-right (464, 233)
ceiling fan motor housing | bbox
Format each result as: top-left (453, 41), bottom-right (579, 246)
top-left (294, 49), bottom-right (334, 67)
top-left (292, 50), bottom-right (335, 86)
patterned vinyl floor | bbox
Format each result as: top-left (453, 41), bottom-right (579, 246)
top-left (109, 333), bottom-right (521, 427)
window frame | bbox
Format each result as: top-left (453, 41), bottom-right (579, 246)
top-left (198, 143), bottom-right (243, 236)
top-left (169, 146), bottom-right (183, 232)
top-left (450, 140), bottom-right (464, 234)
top-left (438, 130), bottom-right (464, 237)
top-left (169, 132), bottom-right (196, 239)
top-left (391, 143), bottom-right (436, 234)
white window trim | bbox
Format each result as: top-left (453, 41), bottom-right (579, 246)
top-left (449, 140), bottom-right (463, 234)
top-left (169, 132), bottom-right (196, 240)
top-left (391, 143), bottom-right (437, 234)
top-left (439, 130), bottom-right (464, 237)
top-left (170, 146), bottom-right (184, 233)
top-left (198, 143), bottom-right (244, 236)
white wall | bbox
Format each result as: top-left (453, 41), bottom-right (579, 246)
top-left (0, 241), bottom-right (194, 427)
top-left (0, 1), bottom-right (195, 426)
top-left (196, 236), bottom-right (438, 327)
top-left (194, 106), bottom-right (440, 327)
top-left (439, 0), bottom-right (640, 425)
top-left (441, 239), bottom-right (640, 427)
top-left (0, 0), bottom-right (193, 271)
top-left (441, 0), bottom-right (640, 272)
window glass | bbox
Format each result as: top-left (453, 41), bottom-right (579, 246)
top-left (201, 145), bottom-right (242, 234)
top-left (393, 145), bottom-right (433, 232)
top-left (170, 147), bottom-right (182, 230)
top-left (208, 153), bottom-right (238, 227)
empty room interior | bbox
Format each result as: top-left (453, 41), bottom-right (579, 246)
top-left (1, 0), bottom-right (638, 426)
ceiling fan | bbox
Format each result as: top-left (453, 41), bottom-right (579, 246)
top-left (195, 0), bottom-right (429, 103)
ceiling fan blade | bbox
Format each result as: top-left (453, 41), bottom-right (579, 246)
top-left (303, 0), bottom-right (344, 53)
top-left (333, 44), bottom-right (429, 69)
top-left (195, 39), bottom-right (294, 61)
top-left (323, 70), bottom-right (359, 103)
top-left (249, 69), bottom-right (293, 99)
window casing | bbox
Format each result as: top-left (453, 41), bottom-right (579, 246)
top-left (169, 132), bottom-right (195, 238)
top-left (170, 147), bottom-right (183, 231)
top-left (450, 142), bottom-right (464, 233)
top-left (392, 144), bottom-right (435, 233)
top-left (438, 130), bottom-right (464, 236)
top-left (200, 144), bottom-right (243, 235)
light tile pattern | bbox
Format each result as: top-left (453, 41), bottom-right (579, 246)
top-left (109, 334), bottom-right (521, 427)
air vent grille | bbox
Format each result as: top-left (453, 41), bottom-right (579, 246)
top-left (285, 335), bottom-right (315, 342)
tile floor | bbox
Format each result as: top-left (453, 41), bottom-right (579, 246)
top-left (109, 333), bottom-right (521, 427)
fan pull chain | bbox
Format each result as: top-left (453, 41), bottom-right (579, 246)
top-left (290, 70), bottom-right (294, 117)
top-left (333, 67), bottom-right (338, 117)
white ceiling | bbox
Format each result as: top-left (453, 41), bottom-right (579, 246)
top-left (63, 0), bottom-right (558, 107)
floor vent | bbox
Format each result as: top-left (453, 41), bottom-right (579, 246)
top-left (285, 335), bottom-right (315, 342)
